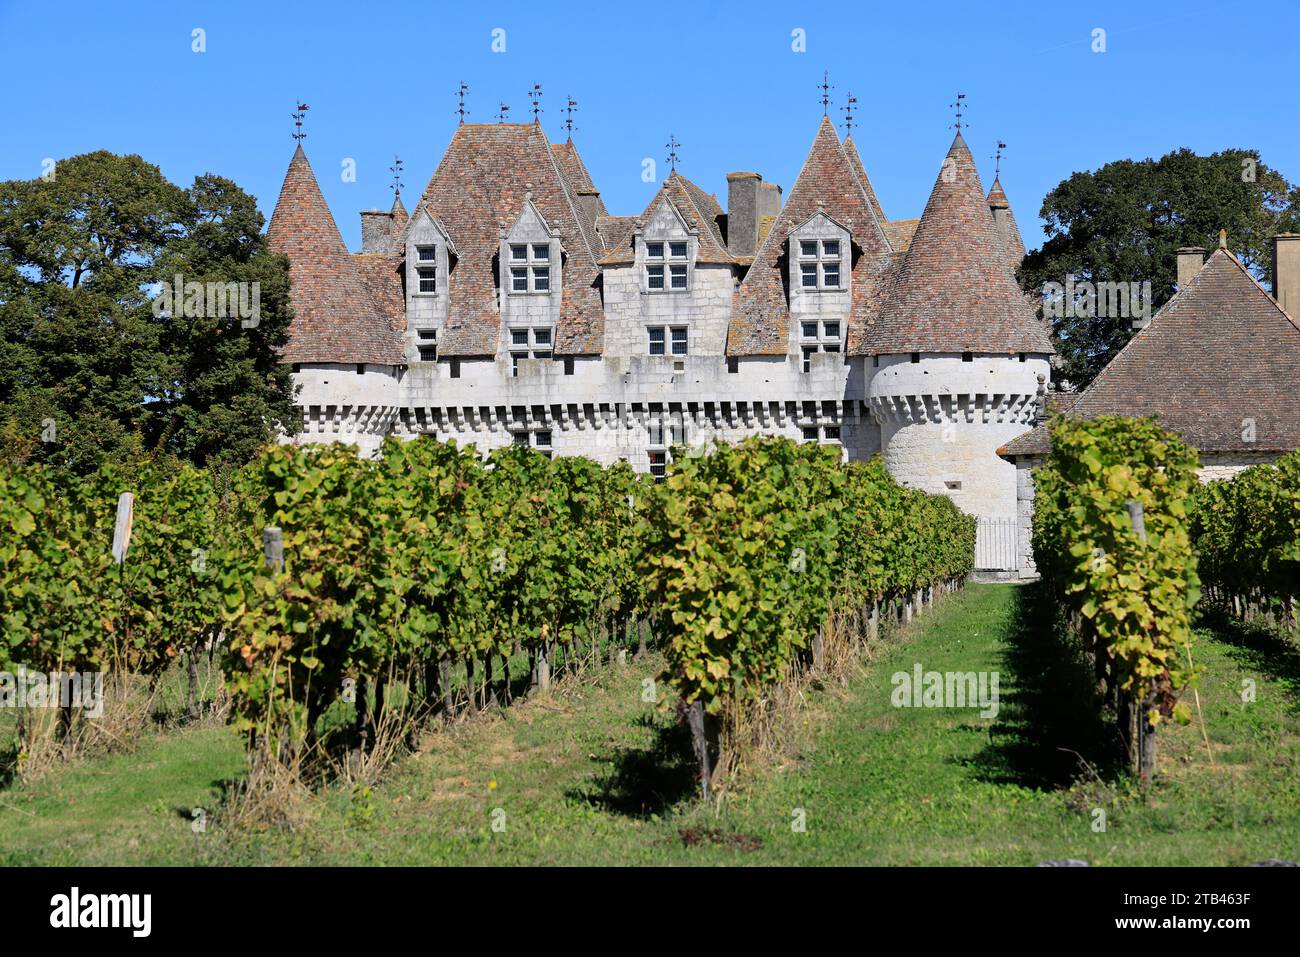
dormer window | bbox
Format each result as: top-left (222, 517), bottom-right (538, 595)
top-left (509, 243), bottom-right (551, 294)
top-left (798, 239), bottom-right (842, 290)
top-left (646, 239), bottom-right (690, 292)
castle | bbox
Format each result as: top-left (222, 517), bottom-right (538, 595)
top-left (265, 110), bottom-right (1300, 577)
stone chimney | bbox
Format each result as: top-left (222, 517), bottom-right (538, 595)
top-left (757, 181), bottom-right (782, 249)
top-left (1176, 247), bottom-right (1205, 290)
top-left (726, 172), bottom-right (762, 258)
top-left (576, 188), bottom-right (603, 228)
top-left (360, 210), bottom-right (393, 254)
top-left (1273, 233), bottom-right (1300, 315)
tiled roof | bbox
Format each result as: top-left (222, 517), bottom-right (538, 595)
top-left (861, 133), bottom-right (1054, 356)
top-left (595, 215), bottom-right (637, 258)
top-left (728, 117), bottom-right (892, 356)
top-left (842, 135), bottom-right (889, 226)
top-left (551, 140), bottom-right (607, 253)
top-left (403, 123), bottom-right (604, 356)
top-left (267, 145), bottom-right (406, 366)
top-left (884, 218), bottom-right (919, 253)
top-left (1000, 249), bottom-right (1300, 457)
top-left (550, 140), bottom-right (597, 192)
top-left (354, 253), bottom-right (406, 338)
top-left (597, 173), bottom-right (734, 266)
top-left (987, 176), bottom-right (1026, 266)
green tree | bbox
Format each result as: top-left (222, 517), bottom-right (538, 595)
top-left (1019, 148), bottom-right (1300, 389)
top-left (0, 151), bottom-right (298, 473)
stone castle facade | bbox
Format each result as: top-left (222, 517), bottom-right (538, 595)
top-left (267, 114), bottom-right (1059, 571)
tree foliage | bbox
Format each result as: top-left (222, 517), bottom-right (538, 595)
top-left (0, 151), bottom-right (298, 474)
top-left (1018, 148), bottom-right (1300, 388)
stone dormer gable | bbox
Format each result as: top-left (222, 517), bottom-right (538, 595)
top-left (788, 209), bottom-right (852, 295)
top-left (502, 197), bottom-right (564, 297)
top-left (636, 196), bottom-right (698, 293)
top-left (403, 204), bottom-right (456, 302)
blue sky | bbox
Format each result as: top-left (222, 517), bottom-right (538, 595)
top-left (2, 0), bottom-right (1297, 250)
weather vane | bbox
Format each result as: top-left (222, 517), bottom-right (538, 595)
top-left (818, 71), bottom-right (833, 116)
top-left (666, 134), bottom-right (681, 173)
top-left (949, 92), bottom-right (968, 132)
top-left (994, 140), bottom-right (1007, 176)
top-left (455, 82), bottom-right (469, 124)
top-left (841, 91), bottom-right (857, 135)
top-left (389, 155), bottom-right (404, 196)
top-left (496, 102), bottom-right (510, 123)
top-left (528, 83), bottom-right (543, 121)
top-left (291, 101), bottom-right (309, 141)
top-left (563, 95), bottom-right (578, 139)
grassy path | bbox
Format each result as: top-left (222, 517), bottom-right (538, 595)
top-left (2, 583), bottom-right (1298, 864)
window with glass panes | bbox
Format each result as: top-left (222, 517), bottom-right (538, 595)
top-left (509, 242), bottom-right (551, 293)
top-left (797, 238), bottom-right (842, 290)
top-left (414, 245), bottom-right (437, 294)
top-left (648, 326), bottom-right (688, 356)
top-left (416, 328), bottom-right (437, 361)
top-left (799, 319), bottom-right (843, 371)
top-left (645, 239), bottom-right (689, 291)
top-left (508, 326), bottom-right (554, 376)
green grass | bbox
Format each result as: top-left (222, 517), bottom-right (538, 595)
top-left (2, 583), bottom-right (1298, 865)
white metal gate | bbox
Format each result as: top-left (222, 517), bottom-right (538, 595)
top-left (975, 518), bottom-right (1019, 572)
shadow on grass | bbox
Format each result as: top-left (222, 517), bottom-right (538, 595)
top-left (962, 582), bottom-right (1127, 789)
top-left (1195, 606), bottom-right (1300, 714)
top-left (569, 714), bottom-right (697, 819)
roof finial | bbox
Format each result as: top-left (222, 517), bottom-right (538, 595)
top-left (389, 155), bottom-right (404, 197)
top-left (818, 71), bottom-right (833, 116)
top-left (455, 81), bottom-right (469, 125)
top-left (948, 92), bottom-right (968, 132)
top-left (291, 101), bottom-right (309, 142)
top-left (496, 102), bottom-right (510, 124)
top-left (993, 140), bottom-right (1007, 176)
top-left (528, 83), bottom-right (543, 122)
top-left (666, 134), bottom-right (681, 174)
top-left (841, 91), bottom-right (857, 136)
top-left (1219, 228), bottom-right (1228, 249)
top-left (563, 95), bottom-right (578, 140)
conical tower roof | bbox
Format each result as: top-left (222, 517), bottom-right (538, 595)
top-left (390, 190), bottom-right (408, 237)
top-left (987, 175), bottom-right (1026, 266)
top-left (863, 133), bottom-right (1053, 355)
top-left (267, 145), bottom-right (405, 365)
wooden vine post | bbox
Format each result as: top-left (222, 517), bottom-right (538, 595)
top-left (1126, 500), bottom-right (1158, 784)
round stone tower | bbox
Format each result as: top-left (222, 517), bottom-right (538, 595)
top-left (864, 133), bottom-right (1054, 521)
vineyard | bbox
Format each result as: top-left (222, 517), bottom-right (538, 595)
top-left (1033, 417), bottom-right (1300, 781)
top-left (0, 436), bottom-right (973, 802)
